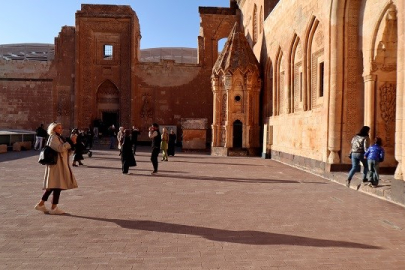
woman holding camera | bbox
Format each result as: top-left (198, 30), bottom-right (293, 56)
top-left (34, 122), bottom-right (78, 215)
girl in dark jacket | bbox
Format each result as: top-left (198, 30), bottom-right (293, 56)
top-left (121, 129), bottom-right (136, 174)
top-left (364, 137), bottom-right (385, 187)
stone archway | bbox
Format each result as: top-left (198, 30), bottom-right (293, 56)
top-left (96, 80), bottom-right (120, 134)
top-left (366, 4), bottom-right (398, 171)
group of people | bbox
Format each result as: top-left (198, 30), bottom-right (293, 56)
top-left (347, 126), bottom-right (385, 189)
top-left (34, 122), bottom-right (177, 214)
top-left (34, 121), bottom-right (385, 215)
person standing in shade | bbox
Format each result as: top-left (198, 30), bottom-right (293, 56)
top-left (161, 127), bottom-right (169, 161)
top-left (364, 137), bottom-right (385, 187)
top-left (131, 126), bottom-right (140, 155)
top-left (34, 122), bottom-right (78, 215)
top-left (347, 126), bottom-right (370, 188)
top-left (168, 129), bottom-right (177, 156)
top-left (108, 125), bottom-right (117, 149)
top-left (148, 123), bottom-right (161, 174)
top-left (120, 129), bottom-right (136, 174)
top-left (34, 123), bottom-right (47, 150)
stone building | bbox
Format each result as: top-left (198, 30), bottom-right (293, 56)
top-left (1, 0), bottom-right (405, 187)
top-left (211, 24), bottom-right (261, 156)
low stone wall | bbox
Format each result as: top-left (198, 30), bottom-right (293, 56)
top-left (12, 141), bottom-right (32, 151)
top-left (181, 118), bottom-right (207, 150)
top-left (0, 144), bottom-right (7, 154)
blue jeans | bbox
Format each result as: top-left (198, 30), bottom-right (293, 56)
top-left (367, 159), bottom-right (380, 185)
top-left (348, 152), bottom-right (368, 181)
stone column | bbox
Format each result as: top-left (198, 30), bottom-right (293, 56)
top-left (211, 76), bottom-right (220, 147)
top-left (327, 0), bottom-right (345, 165)
top-left (364, 74), bottom-right (377, 139)
top-left (224, 74), bottom-right (233, 148)
top-left (396, 0), bottom-right (405, 180)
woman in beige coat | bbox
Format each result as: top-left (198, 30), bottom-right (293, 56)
top-left (34, 122), bottom-right (78, 215)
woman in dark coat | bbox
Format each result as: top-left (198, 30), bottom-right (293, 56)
top-left (168, 129), bottom-right (176, 156)
top-left (121, 129), bottom-right (136, 174)
top-left (72, 129), bottom-right (85, 166)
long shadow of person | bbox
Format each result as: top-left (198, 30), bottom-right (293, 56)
top-left (66, 214), bottom-right (380, 249)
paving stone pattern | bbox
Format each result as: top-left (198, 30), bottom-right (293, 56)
top-left (1, 147), bottom-right (405, 269)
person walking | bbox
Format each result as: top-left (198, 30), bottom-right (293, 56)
top-left (131, 126), bottom-right (140, 155)
top-left (364, 137), bottom-right (385, 187)
top-left (34, 122), bottom-right (78, 215)
top-left (347, 126), bottom-right (370, 188)
top-left (34, 123), bottom-right (47, 150)
top-left (168, 129), bottom-right (176, 156)
top-left (120, 129), bottom-right (137, 174)
top-left (148, 123), bottom-right (161, 174)
top-left (71, 129), bottom-right (85, 167)
top-left (161, 127), bottom-right (169, 161)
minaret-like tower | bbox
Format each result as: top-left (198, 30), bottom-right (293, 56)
top-left (211, 23), bottom-right (261, 156)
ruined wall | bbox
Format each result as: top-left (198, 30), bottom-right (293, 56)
top-left (0, 60), bottom-right (54, 130)
top-left (135, 60), bottom-right (212, 141)
top-left (54, 26), bottom-right (76, 131)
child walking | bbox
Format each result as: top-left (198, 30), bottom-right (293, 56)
top-left (364, 137), bottom-right (385, 187)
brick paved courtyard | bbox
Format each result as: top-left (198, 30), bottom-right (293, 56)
top-left (1, 147), bottom-right (405, 269)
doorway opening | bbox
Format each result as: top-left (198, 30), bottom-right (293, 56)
top-left (233, 120), bottom-right (243, 148)
top-left (102, 112), bottom-right (119, 134)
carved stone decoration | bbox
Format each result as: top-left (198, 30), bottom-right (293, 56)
top-left (220, 128), bottom-right (226, 146)
top-left (140, 93), bottom-right (153, 119)
top-left (373, 6), bottom-right (398, 73)
top-left (221, 93), bottom-right (227, 125)
top-left (371, 61), bottom-right (396, 72)
top-left (344, 0), bottom-right (363, 143)
top-left (315, 28), bottom-right (324, 48)
top-left (380, 82), bottom-right (396, 146)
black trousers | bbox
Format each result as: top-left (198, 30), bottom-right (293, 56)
top-left (41, 189), bottom-right (62, 204)
top-left (151, 147), bottom-right (160, 172)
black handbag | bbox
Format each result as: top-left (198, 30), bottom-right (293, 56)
top-left (38, 145), bottom-right (58, 165)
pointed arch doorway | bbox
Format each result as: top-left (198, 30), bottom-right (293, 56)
top-left (366, 4), bottom-right (398, 171)
top-left (97, 80), bottom-right (120, 134)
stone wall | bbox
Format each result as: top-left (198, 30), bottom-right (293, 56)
top-left (134, 62), bottom-right (212, 141)
top-left (0, 60), bottom-right (54, 130)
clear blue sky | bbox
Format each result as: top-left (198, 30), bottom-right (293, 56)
top-left (0, 0), bottom-right (230, 49)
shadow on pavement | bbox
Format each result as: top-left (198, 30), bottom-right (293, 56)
top-left (0, 150), bottom-right (38, 163)
top-left (151, 173), bottom-right (328, 185)
top-left (67, 214), bottom-right (381, 249)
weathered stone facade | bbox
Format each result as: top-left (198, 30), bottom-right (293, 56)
top-left (1, 0), bottom-right (405, 183)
